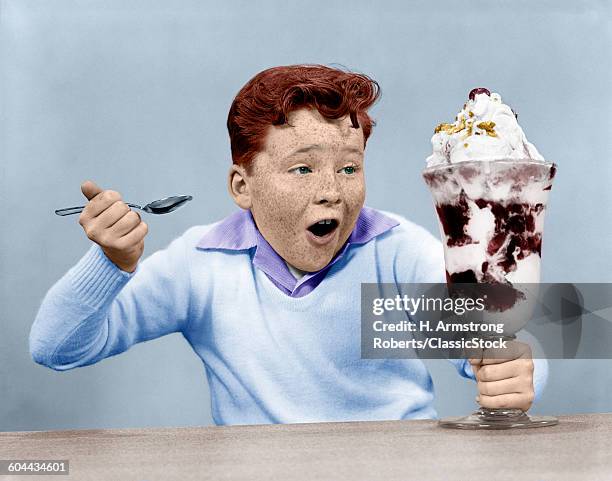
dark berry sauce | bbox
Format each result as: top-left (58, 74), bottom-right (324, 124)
top-left (435, 191), bottom-right (474, 247)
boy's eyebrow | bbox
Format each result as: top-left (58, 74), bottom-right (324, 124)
top-left (288, 144), bottom-right (322, 157)
top-left (341, 146), bottom-right (364, 155)
top-left (287, 144), bottom-right (364, 157)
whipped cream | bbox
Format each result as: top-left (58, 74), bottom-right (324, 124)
top-left (426, 88), bottom-right (544, 167)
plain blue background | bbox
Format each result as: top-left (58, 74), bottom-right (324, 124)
top-left (1, 0), bottom-right (610, 431)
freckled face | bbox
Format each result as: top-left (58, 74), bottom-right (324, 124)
top-left (247, 108), bottom-right (366, 272)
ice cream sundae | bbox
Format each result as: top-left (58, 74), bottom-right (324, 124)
top-left (424, 88), bottom-right (559, 430)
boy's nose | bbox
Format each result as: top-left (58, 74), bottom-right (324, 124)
top-left (314, 173), bottom-right (341, 205)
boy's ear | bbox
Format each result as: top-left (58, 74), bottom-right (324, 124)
top-left (228, 164), bottom-right (253, 209)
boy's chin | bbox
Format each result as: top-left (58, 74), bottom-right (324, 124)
top-left (289, 253), bottom-right (334, 273)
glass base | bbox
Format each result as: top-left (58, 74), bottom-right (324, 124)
top-left (439, 408), bottom-right (559, 430)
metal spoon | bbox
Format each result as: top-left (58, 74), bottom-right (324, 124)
top-left (55, 195), bottom-right (193, 216)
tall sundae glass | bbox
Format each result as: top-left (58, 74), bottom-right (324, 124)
top-left (423, 88), bottom-right (558, 429)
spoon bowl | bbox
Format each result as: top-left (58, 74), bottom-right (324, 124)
top-left (141, 195), bottom-right (193, 214)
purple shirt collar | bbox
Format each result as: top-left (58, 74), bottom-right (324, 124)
top-left (196, 207), bottom-right (399, 297)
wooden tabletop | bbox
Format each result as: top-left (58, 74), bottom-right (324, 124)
top-left (1, 413), bottom-right (611, 480)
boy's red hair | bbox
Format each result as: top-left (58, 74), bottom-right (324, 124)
top-left (227, 65), bottom-right (380, 169)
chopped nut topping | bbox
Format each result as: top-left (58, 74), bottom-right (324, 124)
top-left (477, 121), bottom-right (497, 137)
top-left (434, 123), bottom-right (455, 133)
top-left (449, 119), bottom-right (466, 134)
top-left (477, 121), bottom-right (496, 130)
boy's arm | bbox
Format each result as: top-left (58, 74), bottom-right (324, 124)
top-left (29, 233), bottom-right (192, 371)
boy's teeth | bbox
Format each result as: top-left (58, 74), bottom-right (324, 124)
top-left (317, 219), bottom-right (332, 224)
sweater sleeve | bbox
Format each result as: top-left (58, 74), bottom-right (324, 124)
top-left (29, 231), bottom-right (192, 371)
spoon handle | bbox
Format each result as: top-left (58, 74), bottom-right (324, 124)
top-left (55, 203), bottom-right (142, 216)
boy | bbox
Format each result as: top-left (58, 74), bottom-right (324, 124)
top-left (30, 65), bottom-right (542, 424)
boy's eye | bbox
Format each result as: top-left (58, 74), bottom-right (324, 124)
top-left (291, 166), bottom-right (312, 175)
top-left (340, 166), bottom-right (357, 175)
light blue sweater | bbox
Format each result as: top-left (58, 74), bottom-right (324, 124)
top-left (30, 211), bottom-right (547, 424)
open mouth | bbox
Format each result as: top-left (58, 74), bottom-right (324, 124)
top-left (307, 219), bottom-right (339, 237)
